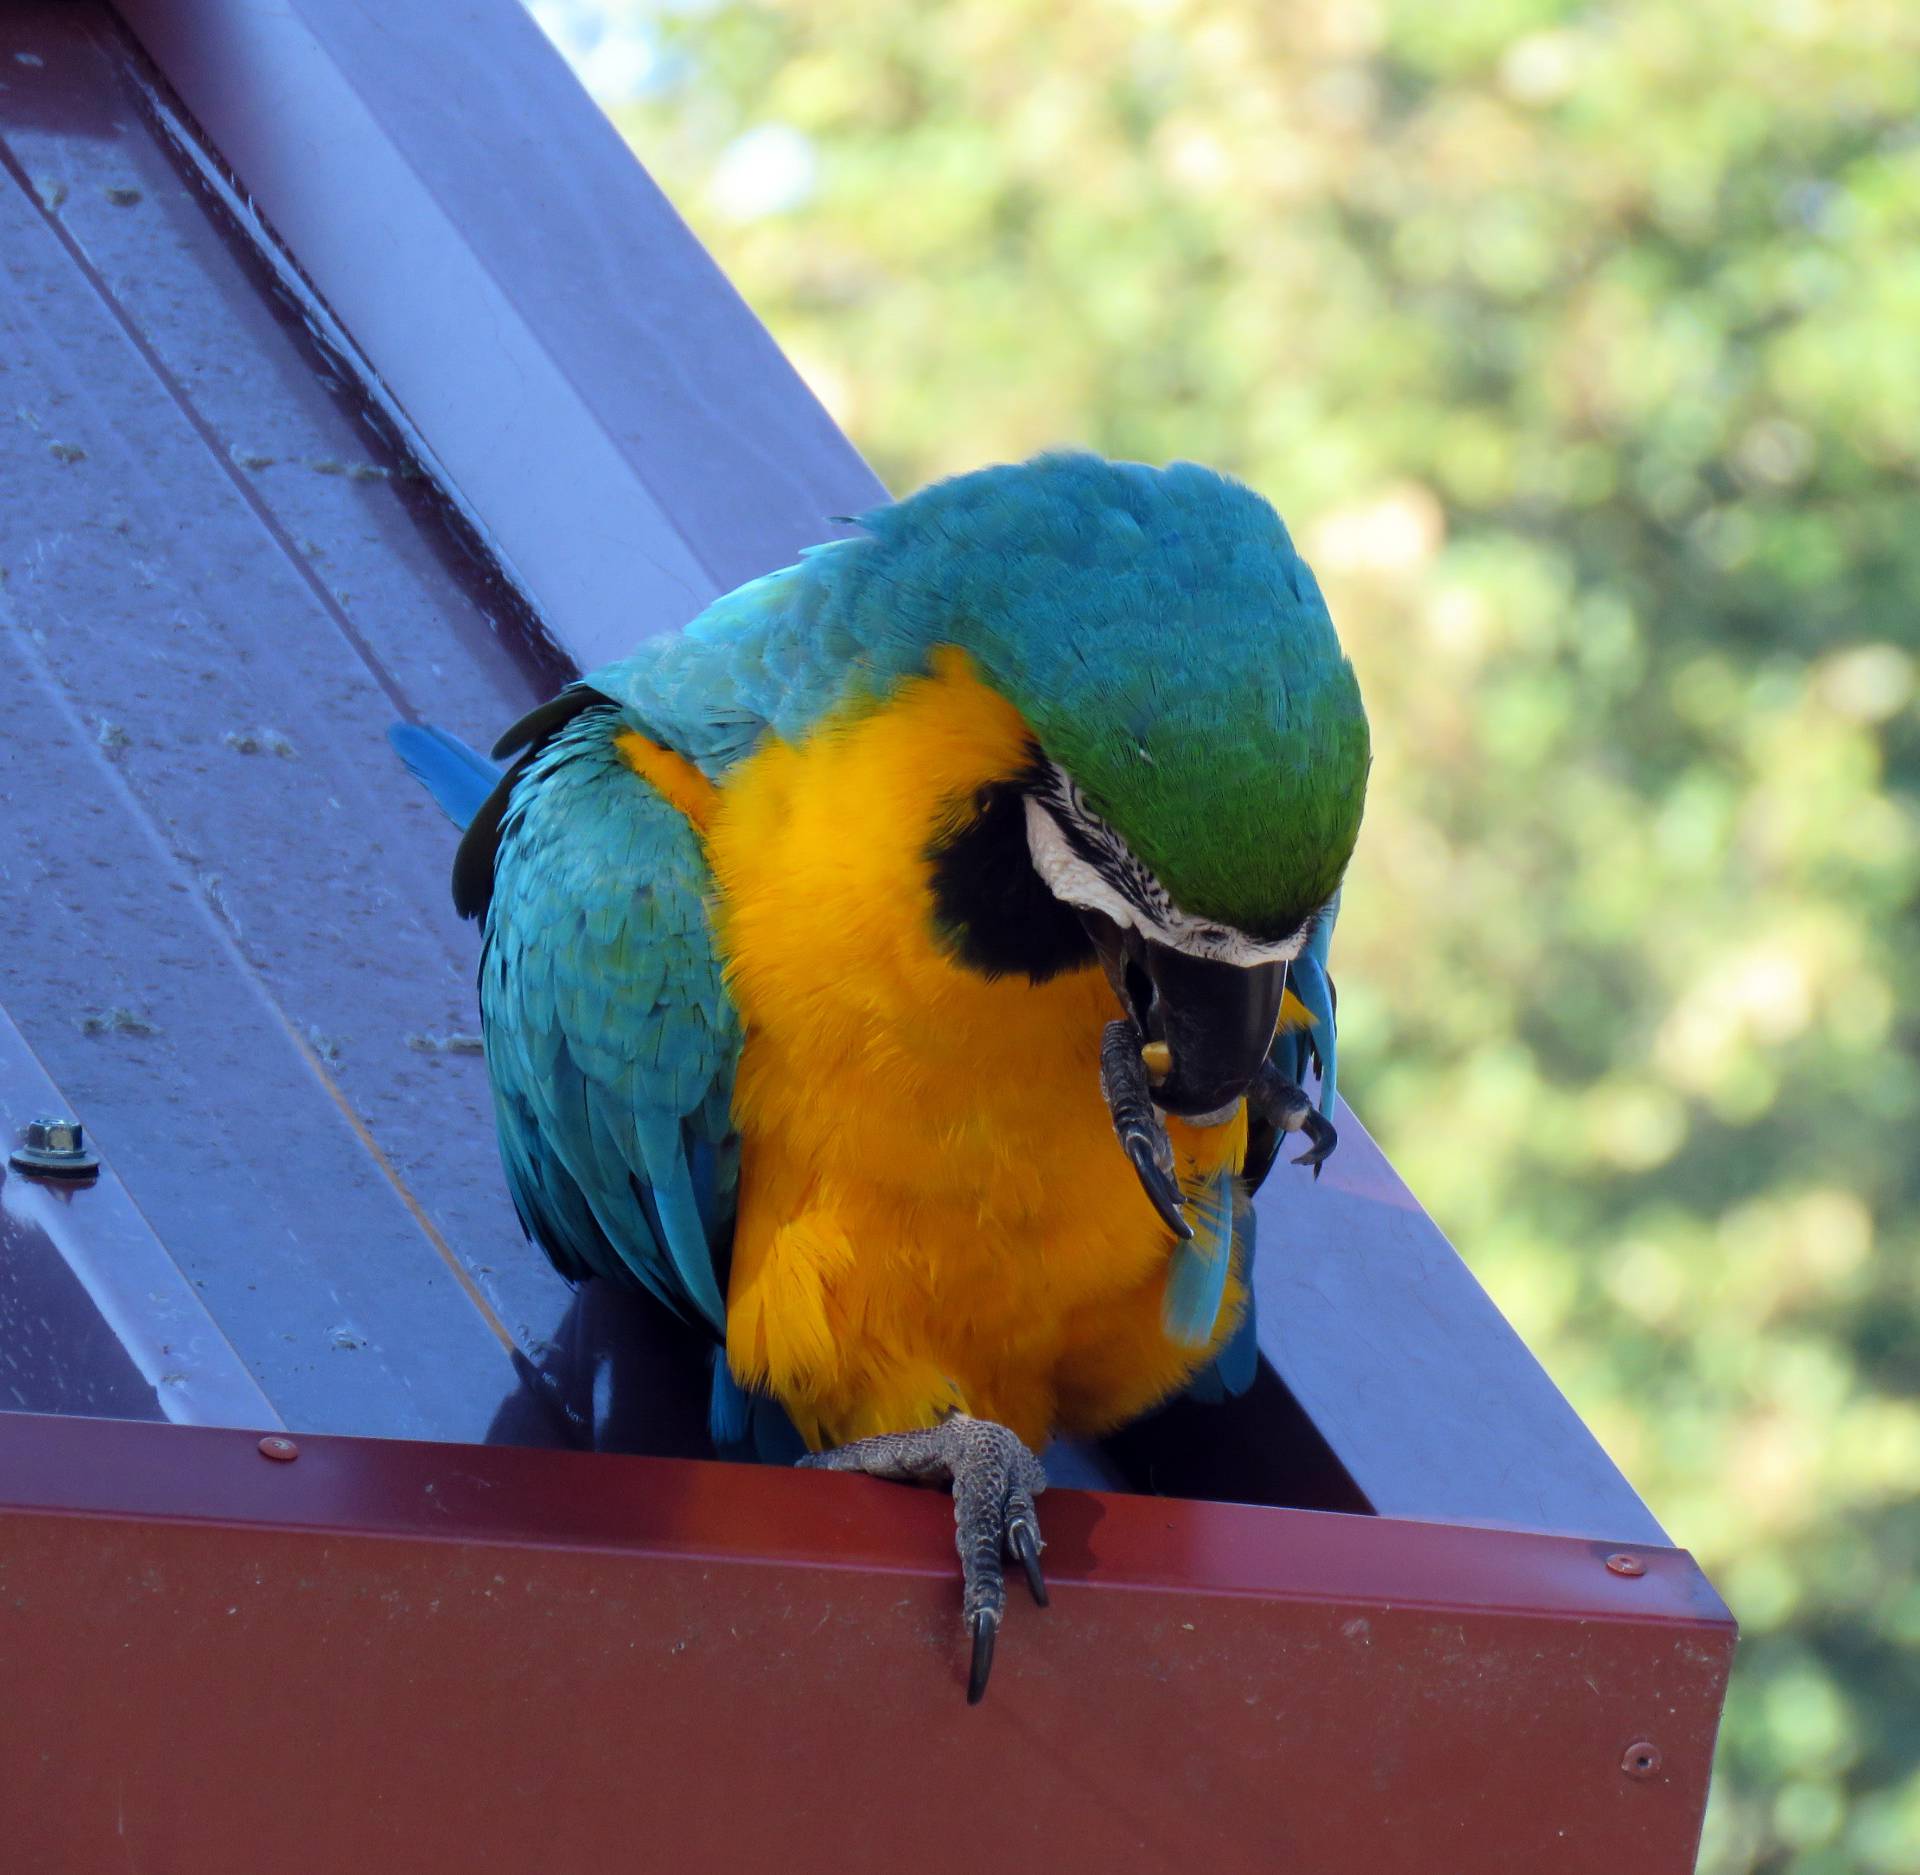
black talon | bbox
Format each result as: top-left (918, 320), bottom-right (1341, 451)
top-left (1248, 1061), bottom-right (1339, 1187)
top-left (967, 1611), bottom-right (998, 1705)
top-left (1291, 1109), bottom-right (1337, 1176)
top-left (1102, 1019), bottom-right (1193, 1240)
top-left (798, 1416), bottom-right (1045, 1705)
top-left (1125, 1135), bottom-right (1194, 1240)
top-left (1009, 1518), bottom-right (1049, 1608)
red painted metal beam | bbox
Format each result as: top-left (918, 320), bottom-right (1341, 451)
top-left (0, 1413), bottom-right (1732, 1873)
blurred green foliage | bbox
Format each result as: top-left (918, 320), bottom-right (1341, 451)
top-left (550, 0), bottom-right (1919, 1864)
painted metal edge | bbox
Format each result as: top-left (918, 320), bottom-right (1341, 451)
top-left (0, 1412), bottom-right (1731, 1629)
top-left (0, 1442), bottom-right (1735, 1875)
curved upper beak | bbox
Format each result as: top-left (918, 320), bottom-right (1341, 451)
top-left (1080, 912), bottom-right (1285, 1121)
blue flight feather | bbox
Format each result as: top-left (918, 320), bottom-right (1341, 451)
top-left (1163, 1165), bottom-right (1237, 1347)
top-left (1268, 890), bottom-right (1341, 1121)
top-left (1182, 895), bottom-right (1346, 1405)
top-left (388, 721), bottom-right (502, 830)
top-left (1180, 1194), bottom-right (1260, 1401)
top-left (708, 1353), bottom-right (750, 1446)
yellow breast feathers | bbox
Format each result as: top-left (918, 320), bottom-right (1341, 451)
top-left (701, 648), bottom-right (1249, 1451)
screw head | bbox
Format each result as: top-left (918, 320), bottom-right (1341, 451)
top-left (1606, 1552), bottom-right (1646, 1577)
top-left (258, 1436), bottom-right (300, 1462)
top-left (9, 1116), bottom-right (100, 1180)
top-left (1621, 1741), bottom-right (1662, 1779)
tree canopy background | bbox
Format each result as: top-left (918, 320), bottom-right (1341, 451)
top-left (535, 2), bottom-right (1919, 1866)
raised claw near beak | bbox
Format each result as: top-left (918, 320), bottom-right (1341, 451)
top-left (1101, 1019), bottom-right (1193, 1241)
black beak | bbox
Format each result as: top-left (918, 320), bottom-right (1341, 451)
top-left (1080, 912), bottom-right (1286, 1120)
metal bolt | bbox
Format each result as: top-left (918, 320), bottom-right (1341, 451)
top-left (1606, 1552), bottom-right (1646, 1577)
top-left (1621, 1741), bottom-right (1662, 1780)
top-left (9, 1116), bottom-right (100, 1180)
top-left (258, 1436), bottom-right (300, 1462)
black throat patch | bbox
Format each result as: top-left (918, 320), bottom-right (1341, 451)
top-left (926, 777), bottom-right (1094, 983)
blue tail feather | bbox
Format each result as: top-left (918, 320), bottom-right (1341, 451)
top-left (389, 722), bottom-right (503, 832)
top-left (709, 1355), bottom-right (807, 1463)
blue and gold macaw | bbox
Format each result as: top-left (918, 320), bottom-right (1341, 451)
top-left (395, 453), bottom-right (1367, 1700)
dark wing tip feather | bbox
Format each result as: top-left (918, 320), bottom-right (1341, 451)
top-left (454, 687), bottom-right (616, 922)
top-left (492, 687), bottom-right (611, 762)
top-left (452, 772), bottom-right (518, 920)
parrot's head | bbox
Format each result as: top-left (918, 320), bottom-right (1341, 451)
top-left (870, 452), bottom-right (1369, 1124)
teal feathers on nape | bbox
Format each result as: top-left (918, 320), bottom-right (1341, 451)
top-left (569, 452), bottom-right (1368, 953)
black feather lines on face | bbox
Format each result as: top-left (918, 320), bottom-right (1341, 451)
top-left (926, 753), bottom-right (1093, 983)
top-left (1028, 764), bottom-right (1171, 931)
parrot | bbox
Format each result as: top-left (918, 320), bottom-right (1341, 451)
top-left (392, 452), bottom-right (1368, 1702)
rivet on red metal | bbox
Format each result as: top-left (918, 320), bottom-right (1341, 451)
top-left (1621, 1742), bottom-right (1662, 1779)
top-left (258, 1436), bottom-right (300, 1462)
top-left (1605, 1553), bottom-right (1646, 1577)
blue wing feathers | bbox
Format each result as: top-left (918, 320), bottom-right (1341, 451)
top-left (708, 1354), bottom-right (751, 1445)
top-left (471, 705), bottom-right (741, 1333)
top-left (1272, 890), bottom-right (1340, 1118)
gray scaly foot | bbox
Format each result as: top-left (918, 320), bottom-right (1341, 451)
top-left (799, 1414), bottom-right (1049, 1703)
top-left (1247, 1058), bottom-right (1338, 1178)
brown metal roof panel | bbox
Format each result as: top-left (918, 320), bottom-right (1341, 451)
top-left (0, 18), bottom-right (572, 724)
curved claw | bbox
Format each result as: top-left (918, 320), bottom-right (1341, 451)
top-left (802, 1417), bottom-right (1045, 1707)
top-left (967, 1611), bottom-right (998, 1705)
top-left (1009, 1518), bottom-right (1049, 1608)
top-left (1290, 1110), bottom-right (1338, 1176)
top-left (1102, 1018), bottom-right (1192, 1240)
top-left (1125, 1135), bottom-right (1194, 1241)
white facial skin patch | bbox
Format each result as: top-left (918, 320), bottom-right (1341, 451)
top-left (1022, 788), bottom-right (1310, 968)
